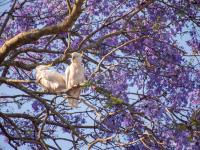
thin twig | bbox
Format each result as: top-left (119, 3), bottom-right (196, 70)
top-left (88, 136), bottom-right (113, 150)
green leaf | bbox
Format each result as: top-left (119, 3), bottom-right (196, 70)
top-left (110, 96), bottom-right (123, 105)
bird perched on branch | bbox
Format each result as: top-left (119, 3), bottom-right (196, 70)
top-left (35, 65), bottom-right (66, 92)
top-left (65, 52), bottom-right (85, 107)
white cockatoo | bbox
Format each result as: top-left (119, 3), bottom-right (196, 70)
top-left (65, 52), bottom-right (85, 107)
top-left (35, 65), bottom-right (66, 92)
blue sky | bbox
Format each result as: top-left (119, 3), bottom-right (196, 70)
top-left (0, 1), bottom-right (199, 150)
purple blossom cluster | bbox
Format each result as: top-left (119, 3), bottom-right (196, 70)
top-left (0, 0), bottom-right (199, 149)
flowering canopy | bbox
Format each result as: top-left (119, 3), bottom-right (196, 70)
top-left (0, 0), bottom-right (199, 149)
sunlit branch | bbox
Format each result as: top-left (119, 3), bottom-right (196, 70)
top-left (0, 0), bottom-right (85, 64)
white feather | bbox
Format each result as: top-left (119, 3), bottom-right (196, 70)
top-left (65, 52), bottom-right (85, 107)
top-left (36, 65), bottom-right (66, 92)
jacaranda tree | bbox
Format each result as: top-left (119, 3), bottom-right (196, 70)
top-left (0, 0), bottom-right (199, 149)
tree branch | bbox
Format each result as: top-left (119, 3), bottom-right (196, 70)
top-left (0, 0), bottom-right (84, 64)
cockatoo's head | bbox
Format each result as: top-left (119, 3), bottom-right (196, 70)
top-left (71, 52), bottom-right (83, 63)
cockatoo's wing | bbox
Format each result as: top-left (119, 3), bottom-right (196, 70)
top-left (43, 70), bottom-right (66, 91)
top-left (35, 67), bottom-right (44, 83)
top-left (65, 65), bottom-right (78, 107)
top-left (35, 72), bottom-right (42, 83)
top-left (36, 69), bottom-right (66, 92)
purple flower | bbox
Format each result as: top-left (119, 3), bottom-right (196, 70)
top-left (32, 100), bottom-right (44, 112)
